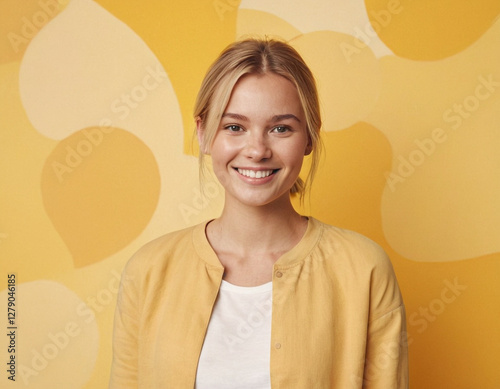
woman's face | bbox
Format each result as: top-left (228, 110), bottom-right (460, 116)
top-left (203, 72), bottom-right (311, 208)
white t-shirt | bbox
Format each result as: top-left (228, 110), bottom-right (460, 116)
top-left (195, 280), bottom-right (273, 389)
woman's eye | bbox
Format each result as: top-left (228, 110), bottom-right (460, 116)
top-left (225, 125), bottom-right (242, 132)
top-left (272, 126), bottom-right (290, 133)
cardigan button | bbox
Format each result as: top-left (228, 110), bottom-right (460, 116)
top-left (275, 271), bottom-right (283, 278)
top-left (275, 343), bottom-right (281, 349)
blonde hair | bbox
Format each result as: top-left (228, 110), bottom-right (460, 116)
top-left (194, 38), bottom-right (322, 200)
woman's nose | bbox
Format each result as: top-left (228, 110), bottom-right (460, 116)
top-left (243, 132), bottom-right (272, 160)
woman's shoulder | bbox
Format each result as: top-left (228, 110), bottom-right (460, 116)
top-left (312, 218), bottom-right (403, 309)
top-left (311, 217), bottom-right (391, 268)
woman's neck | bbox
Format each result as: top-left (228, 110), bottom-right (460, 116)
top-left (207, 196), bottom-right (308, 258)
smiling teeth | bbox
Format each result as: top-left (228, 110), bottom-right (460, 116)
top-left (238, 169), bottom-right (273, 178)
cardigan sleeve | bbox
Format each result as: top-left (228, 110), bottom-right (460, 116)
top-left (362, 246), bottom-right (409, 389)
top-left (363, 304), bottom-right (409, 388)
top-left (109, 257), bottom-right (142, 389)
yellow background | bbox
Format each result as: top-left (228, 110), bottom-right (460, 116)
top-left (1, 0), bottom-right (499, 387)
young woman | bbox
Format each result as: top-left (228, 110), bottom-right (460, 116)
top-left (110, 38), bottom-right (408, 388)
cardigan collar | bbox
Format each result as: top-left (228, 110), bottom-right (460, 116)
top-left (192, 217), bottom-right (323, 270)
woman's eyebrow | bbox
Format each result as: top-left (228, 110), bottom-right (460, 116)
top-left (271, 114), bottom-right (301, 123)
top-left (222, 112), bottom-right (248, 121)
top-left (222, 112), bottom-right (301, 123)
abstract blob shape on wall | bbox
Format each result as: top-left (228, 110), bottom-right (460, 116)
top-left (41, 127), bottom-right (161, 267)
top-left (1, 280), bottom-right (99, 388)
top-left (19, 0), bottom-right (174, 141)
top-left (366, 18), bottom-right (500, 261)
top-left (364, 0), bottom-right (500, 60)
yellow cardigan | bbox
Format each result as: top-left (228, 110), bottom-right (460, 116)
top-left (109, 217), bottom-right (408, 388)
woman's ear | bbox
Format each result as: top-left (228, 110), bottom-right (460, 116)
top-left (304, 135), bottom-right (313, 156)
top-left (196, 117), bottom-right (209, 154)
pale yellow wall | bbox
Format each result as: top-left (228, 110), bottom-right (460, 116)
top-left (1, 0), bottom-right (499, 387)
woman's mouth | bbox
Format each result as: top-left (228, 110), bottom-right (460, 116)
top-left (235, 168), bottom-right (279, 179)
